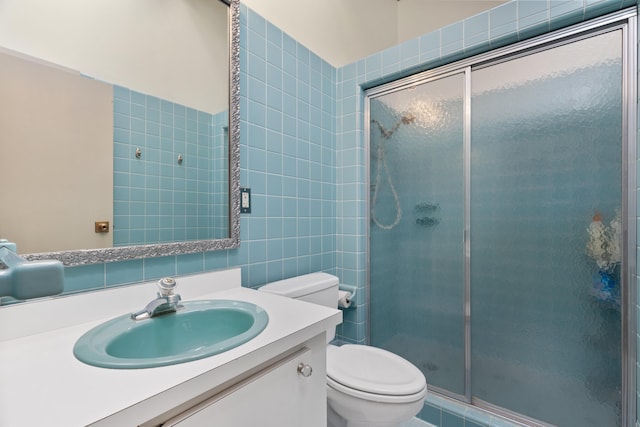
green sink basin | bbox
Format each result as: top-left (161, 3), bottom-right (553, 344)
top-left (73, 300), bottom-right (269, 369)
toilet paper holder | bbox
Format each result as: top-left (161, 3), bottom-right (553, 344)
top-left (338, 284), bottom-right (357, 309)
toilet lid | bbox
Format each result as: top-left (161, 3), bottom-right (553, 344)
top-left (326, 345), bottom-right (426, 396)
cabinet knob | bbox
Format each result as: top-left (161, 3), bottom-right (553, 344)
top-left (297, 363), bottom-right (313, 377)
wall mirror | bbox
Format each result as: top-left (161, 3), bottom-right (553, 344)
top-left (0, 0), bottom-right (239, 266)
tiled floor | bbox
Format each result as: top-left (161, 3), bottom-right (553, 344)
top-left (399, 417), bottom-right (435, 427)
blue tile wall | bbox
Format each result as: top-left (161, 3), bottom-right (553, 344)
top-left (211, 112), bottom-right (229, 237)
top-left (112, 86), bottom-right (228, 246)
top-left (62, 4), bottom-right (336, 294)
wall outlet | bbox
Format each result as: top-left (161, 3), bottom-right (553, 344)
top-left (240, 187), bottom-right (251, 213)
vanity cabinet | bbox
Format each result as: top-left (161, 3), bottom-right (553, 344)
top-left (0, 271), bottom-right (341, 427)
top-left (162, 345), bottom-right (325, 427)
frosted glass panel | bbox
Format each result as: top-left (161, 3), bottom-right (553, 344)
top-left (369, 73), bottom-right (465, 395)
top-left (470, 30), bottom-right (622, 426)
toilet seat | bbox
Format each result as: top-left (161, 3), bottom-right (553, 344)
top-left (326, 344), bottom-right (427, 403)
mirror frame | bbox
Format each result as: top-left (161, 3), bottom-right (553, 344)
top-left (23, 0), bottom-right (240, 266)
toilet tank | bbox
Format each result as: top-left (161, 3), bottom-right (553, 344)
top-left (259, 272), bottom-right (340, 343)
top-left (258, 272), bottom-right (339, 308)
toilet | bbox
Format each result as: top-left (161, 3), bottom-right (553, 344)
top-left (259, 272), bottom-right (427, 427)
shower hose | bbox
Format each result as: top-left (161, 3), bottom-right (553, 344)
top-left (371, 120), bottom-right (402, 230)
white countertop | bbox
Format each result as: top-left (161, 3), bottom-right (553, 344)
top-left (0, 268), bottom-right (342, 426)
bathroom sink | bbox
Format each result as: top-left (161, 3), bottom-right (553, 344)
top-left (73, 300), bottom-right (269, 369)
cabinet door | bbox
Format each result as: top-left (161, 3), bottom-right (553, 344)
top-left (164, 347), bottom-right (324, 427)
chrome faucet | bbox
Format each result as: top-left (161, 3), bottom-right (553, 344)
top-left (131, 277), bottom-right (183, 320)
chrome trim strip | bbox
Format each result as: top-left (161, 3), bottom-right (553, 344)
top-left (428, 384), bottom-right (469, 403)
top-left (364, 88), bottom-right (372, 344)
top-left (621, 14), bottom-right (637, 427)
top-left (463, 66), bottom-right (472, 404)
top-left (473, 397), bottom-right (556, 427)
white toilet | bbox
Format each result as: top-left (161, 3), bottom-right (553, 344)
top-left (259, 272), bottom-right (427, 427)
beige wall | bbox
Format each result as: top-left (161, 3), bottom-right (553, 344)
top-left (0, 0), bottom-right (228, 114)
top-left (397, 1), bottom-right (508, 43)
top-left (242, 0), bottom-right (507, 67)
top-left (0, 51), bottom-right (113, 253)
top-left (242, 0), bottom-right (399, 68)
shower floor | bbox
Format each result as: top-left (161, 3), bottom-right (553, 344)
top-left (379, 334), bottom-right (619, 427)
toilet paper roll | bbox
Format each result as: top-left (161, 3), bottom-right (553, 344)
top-left (338, 290), bottom-right (352, 309)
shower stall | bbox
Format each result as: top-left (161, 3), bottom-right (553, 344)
top-left (366, 11), bottom-right (636, 427)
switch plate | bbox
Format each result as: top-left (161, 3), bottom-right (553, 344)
top-left (240, 187), bottom-right (251, 213)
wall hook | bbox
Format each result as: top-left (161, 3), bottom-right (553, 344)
top-left (135, 148), bottom-right (142, 159)
top-left (177, 154), bottom-right (183, 165)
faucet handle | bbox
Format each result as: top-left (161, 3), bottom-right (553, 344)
top-left (157, 277), bottom-right (177, 296)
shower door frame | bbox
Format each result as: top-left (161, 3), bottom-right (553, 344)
top-left (365, 8), bottom-right (637, 426)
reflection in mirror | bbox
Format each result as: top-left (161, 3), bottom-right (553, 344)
top-left (0, 0), bottom-right (240, 266)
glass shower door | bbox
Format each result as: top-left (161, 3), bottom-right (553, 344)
top-left (470, 30), bottom-right (623, 426)
top-left (369, 72), bottom-right (466, 395)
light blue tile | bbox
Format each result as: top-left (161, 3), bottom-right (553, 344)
top-left (177, 253), bottom-right (204, 275)
top-left (247, 262), bottom-right (268, 287)
top-left (113, 98), bottom-right (129, 115)
top-left (518, 0), bottom-right (550, 29)
top-left (442, 20), bottom-right (464, 48)
top-left (309, 69), bottom-right (322, 92)
top-left (248, 100), bottom-right (266, 127)
top-left (489, 32), bottom-right (520, 50)
top-left (419, 47), bottom-right (441, 65)
top-left (266, 21), bottom-right (282, 45)
top-left (464, 407), bottom-right (492, 425)
top-left (282, 32), bottom-right (297, 56)
top-left (365, 52), bottom-right (383, 76)
top-left (131, 90), bottom-right (146, 106)
top-left (146, 107), bottom-right (160, 124)
top-left (174, 104), bottom-right (185, 117)
top-left (204, 252), bottom-right (228, 271)
top-left (464, 41), bottom-right (491, 58)
top-left (441, 410), bottom-right (464, 427)
top-left (340, 63), bottom-right (356, 82)
top-left (381, 46), bottom-right (399, 69)
top-left (297, 81), bottom-right (310, 104)
top-left (143, 256), bottom-right (176, 280)
top-left (113, 85), bottom-right (130, 101)
top-left (519, 18), bottom-right (551, 42)
top-left (247, 54), bottom-right (267, 82)
top-left (113, 113), bottom-right (130, 130)
top-left (465, 10), bottom-right (489, 38)
top-left (267, 63), bottom-right (283, 91)
top-left (267, 41), bottom-right (282, 68)
top-left (584, 0), bottom-right (622, 19)
top-left (248, 76), bottom-right (267, 105)
top-left (549, 0), bottom-right (585, 30)
top-left (63, 264), bottom-right (105, 294)
top-left (147, 95), bottom-right (160, 110)
top-left (247, 7), bottom-right (266, 37)
top-left (400, 54), bottom-right (420, 70)
top-left (489, 1), bottom-right (518, 38)
top-left (106, 259), bottom-right (143, 286)
top-left (465, 13), bottom-right (489, 49)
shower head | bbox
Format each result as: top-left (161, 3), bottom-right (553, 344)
top-left (372, 111), bottom-right (415, 140)
top-left (401, 113), bottom-right (416, 124)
